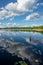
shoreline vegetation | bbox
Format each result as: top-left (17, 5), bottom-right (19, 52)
top-left (0, 26), bottom-right (43, 33)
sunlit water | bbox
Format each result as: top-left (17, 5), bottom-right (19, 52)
top-left (0, 30), bottom-right (43, 65)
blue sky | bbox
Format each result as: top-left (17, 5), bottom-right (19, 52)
top-left (0, 0), bottom-right (43, 27)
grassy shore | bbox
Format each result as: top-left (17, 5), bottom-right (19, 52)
top-left (0, 26), bottom-right (43, 33)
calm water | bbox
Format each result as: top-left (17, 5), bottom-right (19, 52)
top-left (0, 30), bottom-right (43, 65)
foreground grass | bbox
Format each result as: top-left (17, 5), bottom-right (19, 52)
top-left (14, 61), bottom-right (28, 65)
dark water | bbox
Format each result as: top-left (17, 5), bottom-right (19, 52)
top-left (0, 30), bottom-right (43, 65)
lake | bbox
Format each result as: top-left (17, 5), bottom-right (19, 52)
top-left (0, 30), bottom-right (43, 65)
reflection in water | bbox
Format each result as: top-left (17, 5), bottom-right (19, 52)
top-left (0, 30), bottom-right (43, 65)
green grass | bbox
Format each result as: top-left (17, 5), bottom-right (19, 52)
top-left (14, 61), bottom-right (28, 65)
top-left (19, 61), bottom-right (28, 65)
top-left (0, 26), bottom-right (43, 34)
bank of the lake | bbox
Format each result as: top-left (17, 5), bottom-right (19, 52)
top-left (0, 26), bottom-right (43, 33)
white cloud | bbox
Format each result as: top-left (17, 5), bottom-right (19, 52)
top-left (6, 22), bottom-right (17, 27)
top-left (17, 0), bottom-right (36, 12)
top-left (0, 0), bottom-right (37, 20)
top-left (9, 17), bottom-right (14, 21)
top-left (37, 3), bottom-right (43, 6)
top-left (5, 2), bottom-right (17, 11)
top-left (25, 12), bottom-right (43, 21)
top-left (25, 13), bottom-right (39, 21)
top-left (30, 24), bottom-right (43, 27)
top-left (0, 22), bottom-right (19, 28)
top-left (32, 2), bottom-right (43, 11)
top-left (0, 9), bottom-right (7, 19)
top-left (40, 3), bottom-right (43, 6)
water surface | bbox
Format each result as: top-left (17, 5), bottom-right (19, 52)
top-left (0, 30), bottom-right (43, 65)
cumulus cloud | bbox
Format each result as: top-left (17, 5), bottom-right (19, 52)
top-left (37, 3), bottom-right (43, 6)
top-left (25, 13), bottom-right (39, 21)
top-left (30, 24), bottom-right (43, 27)
top-left (0, 9), bottom-right (7, 19)
top-left (17, 0), bottom-right (37, 11)
top-left (0, 0), bottom-right (37, 20)
top-left (25, 12), bottom-right (43, 21)
top-left (0, 22), bottom-right (19, 28)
